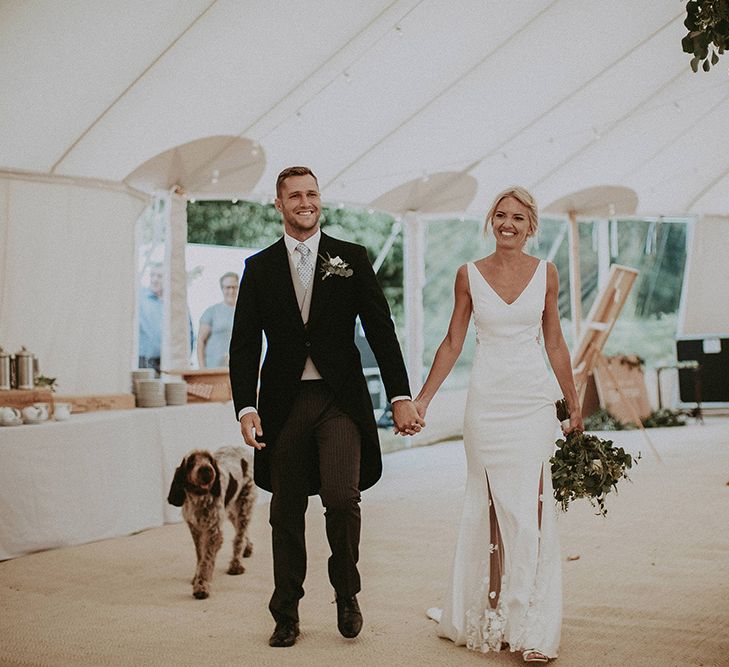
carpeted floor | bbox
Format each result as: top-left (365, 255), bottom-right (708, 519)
top-left (1, 419), bottom-right (728, 667)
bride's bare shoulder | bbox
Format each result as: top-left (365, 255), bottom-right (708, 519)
top-left (472, 254), bottom-right (493, 269)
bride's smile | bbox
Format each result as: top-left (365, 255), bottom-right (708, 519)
top-left (491, 196), bottom-right (532, 246)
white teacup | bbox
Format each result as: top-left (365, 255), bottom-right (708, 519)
top-left (33, 402), bottom-right (51, 420)
top-left (54, 402), bottom-right (72, 421)
top-left (0, 406), bottom-right (22, 424)
top-left (22, 405), bottom-right (48, 422)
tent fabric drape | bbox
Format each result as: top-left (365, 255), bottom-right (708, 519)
top-left (678, 215), bottom-right (729, 336)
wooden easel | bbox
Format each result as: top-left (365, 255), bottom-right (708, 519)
top-left (571, 264), bottom-right (662, 462)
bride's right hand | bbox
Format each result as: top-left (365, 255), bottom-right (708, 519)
top-left (413, 398), bottom-right (428, 419)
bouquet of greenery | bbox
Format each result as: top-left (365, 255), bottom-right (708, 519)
top-left (550, 399), bottom-right (639, 517)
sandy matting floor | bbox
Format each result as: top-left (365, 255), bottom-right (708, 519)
top-left (1, 419), bottom-right (728, 667)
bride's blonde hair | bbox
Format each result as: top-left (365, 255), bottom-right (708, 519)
top-left (484, 186), bottom-right (539, 238)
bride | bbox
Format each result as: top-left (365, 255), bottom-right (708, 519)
top-left (414, 187), bottom-right (582, 663)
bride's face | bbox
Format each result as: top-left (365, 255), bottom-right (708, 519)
top-left (491, 196), bottom-right (531, 248)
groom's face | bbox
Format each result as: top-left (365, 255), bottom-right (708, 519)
top-left (275, 174), bottom-right (321, 240)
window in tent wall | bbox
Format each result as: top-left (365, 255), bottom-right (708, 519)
top-left (542, 217), bottom-right (688, 366)
top-left (600, 218), bottom-right (689, 367)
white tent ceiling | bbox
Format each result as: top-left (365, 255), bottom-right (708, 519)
top-left (2, 0), bottom-right (728, 217)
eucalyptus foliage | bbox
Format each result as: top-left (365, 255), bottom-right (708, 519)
top-left (551, 431), bottom-right (639, 517)
top-left (682, 0), bottom-right (729, 72)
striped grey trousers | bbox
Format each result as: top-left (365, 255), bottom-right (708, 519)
top-left (268, 380), bottom-right (362, 624)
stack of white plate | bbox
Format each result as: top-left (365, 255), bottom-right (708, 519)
top-left (131, 369), bottom-right (156, 395)
top-left (135, 379), bottom-right (166, 408)
top-left (164, 381), bottom-right (188, 406)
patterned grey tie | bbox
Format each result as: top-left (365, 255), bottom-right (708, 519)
top-left (295, 242), bottom-right (313, 288)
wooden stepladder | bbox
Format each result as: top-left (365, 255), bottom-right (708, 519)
top-left (571, 264), bottom-right (662, 461)
top-left (572, 264), bottom-right (638, 402)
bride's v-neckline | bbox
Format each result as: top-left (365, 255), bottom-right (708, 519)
top-left (472, 259), bottom-right (541, 306)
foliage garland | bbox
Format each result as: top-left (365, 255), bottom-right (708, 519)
top-left (682, 0), bottom-right (729, 72)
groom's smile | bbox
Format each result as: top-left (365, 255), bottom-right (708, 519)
top-left (275, 173), bottom-right (321, 240)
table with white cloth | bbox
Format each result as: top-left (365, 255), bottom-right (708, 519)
top-left (0, 403), bottom-right (248, 560)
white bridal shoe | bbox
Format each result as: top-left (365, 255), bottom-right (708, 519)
top-left (523, 649), bottom-right (549, 663)
top-left (425, 607), bottom-right (442, 622)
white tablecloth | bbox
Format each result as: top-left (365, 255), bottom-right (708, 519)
top-left (0, 403), bottom-right (245, 560)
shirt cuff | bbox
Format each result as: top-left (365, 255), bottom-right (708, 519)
top-left (390, 395), bottom-right (411, 403)
top-left (238, 406), bottom-right (257, 421)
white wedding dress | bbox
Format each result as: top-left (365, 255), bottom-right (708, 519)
top-left (430, 260), bottom-right (562, 658)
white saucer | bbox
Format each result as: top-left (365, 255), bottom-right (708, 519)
top-left (0, 418), bottom-right (23, 427)
top-left (22, 417), bottom-right (46, 425)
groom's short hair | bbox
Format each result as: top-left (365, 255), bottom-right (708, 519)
top-left (276, 166), bottom-right (318, 197)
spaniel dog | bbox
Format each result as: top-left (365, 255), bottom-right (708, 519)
top-left (167, 446), bottom-right (256, 599)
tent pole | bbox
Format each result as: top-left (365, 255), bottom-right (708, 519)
top-left (161, 191), bottom-right (191, 374)
top-left (568, 211), bottom-right (582, 343)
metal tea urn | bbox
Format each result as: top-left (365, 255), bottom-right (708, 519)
top-left (15, 346), bottom-right (35, 390)
top-left (0, 347), bottom-right (10, 390)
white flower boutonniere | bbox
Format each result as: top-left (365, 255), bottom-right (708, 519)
top-left (320, 253), bottom-right (353, 280)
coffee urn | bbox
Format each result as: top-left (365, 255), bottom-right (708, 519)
top-left (15, 346), bottom-right (35, 390)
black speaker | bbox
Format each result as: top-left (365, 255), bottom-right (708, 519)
top-left (676, 336), bottom-right (729, 403)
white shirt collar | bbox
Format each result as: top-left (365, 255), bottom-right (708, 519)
top-left (284, 229), bottom-right (321, 257)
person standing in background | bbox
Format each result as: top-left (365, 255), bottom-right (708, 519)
top-left (138, 264), bottom-right (165, 374)
top-left (138, 263), bottom-right (194, 374)
top-left (197, 272), bottom-right (239, 368)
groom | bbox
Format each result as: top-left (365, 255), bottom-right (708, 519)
top-left (229, 166), bottom-right (424, 647)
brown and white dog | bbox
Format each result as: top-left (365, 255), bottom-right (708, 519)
top-left (167, 446), bottom-right (256, 599)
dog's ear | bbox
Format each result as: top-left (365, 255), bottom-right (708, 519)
top-left (167, 459), bottom-right (187, 507)
top-left (210, 457), bottom-right (222, 498)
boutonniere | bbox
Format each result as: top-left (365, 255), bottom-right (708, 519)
top-left (319, 253), bottom-right (353, 280)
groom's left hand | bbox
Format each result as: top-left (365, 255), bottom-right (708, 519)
top-left (392, 400), bottom-right (426, 436)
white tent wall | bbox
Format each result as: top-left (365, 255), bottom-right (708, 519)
top-left (0, 175), bottom-right (146, 394)
top-left (678, 215), bottom-right (729, 336)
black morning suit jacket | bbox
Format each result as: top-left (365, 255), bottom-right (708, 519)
top-left (229, 232), bottom-right (411, 494)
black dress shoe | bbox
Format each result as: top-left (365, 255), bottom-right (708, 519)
top-left (268, 619), bottom-right (300, 647)
top-left (336, 595), bottom-right (363, 638)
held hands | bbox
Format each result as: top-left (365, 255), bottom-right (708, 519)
top-left (392, 399), bottom-right (426, 436)
top-left (240, 412), bottom-right (266, 449)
